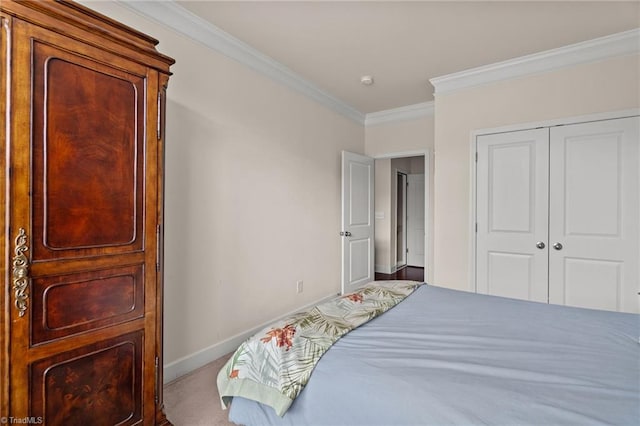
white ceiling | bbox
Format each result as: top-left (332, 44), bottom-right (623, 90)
top-left (177, 1), bottom-right (640, 114)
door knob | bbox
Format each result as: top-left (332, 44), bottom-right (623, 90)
top-left (553, 242), bottom-right (563, 250)
top-left (536, 241), bottom-right (545, 249)
top-left (345, 231), bottom-right (352, 237)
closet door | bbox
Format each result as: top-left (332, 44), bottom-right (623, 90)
top-left (476, 128), bottom-right (549, 302)
top-left (549, 117), bottom-right (639, 313)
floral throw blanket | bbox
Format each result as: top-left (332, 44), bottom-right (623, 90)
top-left (217, 280), bottom-right (423, 416)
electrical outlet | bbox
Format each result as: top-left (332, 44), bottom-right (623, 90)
top-left (296, 280), bottom-right (303, 294)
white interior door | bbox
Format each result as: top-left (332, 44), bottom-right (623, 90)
top-left (548, 117), bottom-right (639, 313)
top-left (341, 151), bottom-right (375, 294)
top-left (476, 128), bottom-right (550, 302)
top-left (407, 173), bottom-right (425, 267)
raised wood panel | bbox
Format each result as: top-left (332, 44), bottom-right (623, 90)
top-left (44, 58), bottom-right (137, 248)
top-left (31, 265), bottom-right (144, 345)
top-left (31, 40), bottom-right (145, 261)
top-left (30, 332), bottom-right (143, 425)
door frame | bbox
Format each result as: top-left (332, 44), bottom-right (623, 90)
top-left (396, 171), bottom-right (408, 268)
top-left (373, 149), bottom-right (431, 280)
top-left (469, 108), bottom-right (640, 292)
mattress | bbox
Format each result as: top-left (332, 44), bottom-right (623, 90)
top-left (228, 284), bottom-right (640, 425)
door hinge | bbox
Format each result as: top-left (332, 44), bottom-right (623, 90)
top-left (406, 248), bottom-right (409, 253)
top-left (475, 152), bottom-right (478, 162)
top-left (155, 356), bottom-right (160, 404)
top-left (475, 223), bottom-right (478, 232)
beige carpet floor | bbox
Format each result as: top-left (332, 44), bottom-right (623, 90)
top-left (164, 353), bottom-right (235, 426)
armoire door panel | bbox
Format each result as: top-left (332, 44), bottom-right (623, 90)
top-left (43, 58), bottom-right (138, 249)
top-left (31, 39), bottom-right (146, 261)
top-left (31, 264), bottom-right (145, 345)
top-left (30, 332), bottom-right (143, 426)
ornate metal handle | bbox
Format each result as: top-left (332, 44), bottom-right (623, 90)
top-left (12, 228), bottom-right (30, 317)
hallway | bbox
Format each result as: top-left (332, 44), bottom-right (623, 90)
top-left (375, 266), bottom-right (424, 282)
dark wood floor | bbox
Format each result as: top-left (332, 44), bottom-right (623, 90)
top-left (375, 266), bottom-right (424, 282)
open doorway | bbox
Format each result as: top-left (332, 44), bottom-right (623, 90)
top-left (373, 153), bottom-right (428, 282)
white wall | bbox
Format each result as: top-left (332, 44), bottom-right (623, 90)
top-left (365, 116), bottom-right (434, 157)
top-left (366, 116), bottom-right (435, 280)
top-left (433, 54), bottom-right (640, 291)
top-left (83, 2), bottom-right (364, 377)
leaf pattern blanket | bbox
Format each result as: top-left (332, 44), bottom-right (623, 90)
top-left (217, 280), bottom-right (423, 416)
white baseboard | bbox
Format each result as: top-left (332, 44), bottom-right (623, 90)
top-left (163, 292), bottom-right (340, 384)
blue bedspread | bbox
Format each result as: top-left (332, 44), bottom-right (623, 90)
top-left (229, 284), bottom-right (640, 425)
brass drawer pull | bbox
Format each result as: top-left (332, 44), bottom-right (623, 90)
top-left (12, 228), bottom-right (30, 317)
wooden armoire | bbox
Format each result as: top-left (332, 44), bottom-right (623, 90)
top-left (0, 0), bottom-right (174, 424)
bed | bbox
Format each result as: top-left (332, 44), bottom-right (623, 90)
top-left (218, 282), bottom-right (640, 425)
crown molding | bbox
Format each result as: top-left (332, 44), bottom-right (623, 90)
top-left (365, 102), bottom-right (434, 127)
top-left (117, 0), bottom-right (365, 125)
top-left (430, 28), bottom-right (640, 95)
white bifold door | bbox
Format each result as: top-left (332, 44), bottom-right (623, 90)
top-left (476, 116), bottom-right (639, 313)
